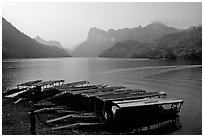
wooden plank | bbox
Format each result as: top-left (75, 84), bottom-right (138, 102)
top-left (69, 89), bottom-right (99, 95)
top-left (29, 106), bottom-right (69, 114)
top-left (56, 110), bottom-right (85, 114)
top-left (99, 91), bottom-right (166, 101)
top-left (54, 81), bottom-right (90, 90)
top-left (90, 89), bottom-right (147, 98)
top-left (54, 85), bottom-right (71, 90)
top-left (113, 98), bottom-right (149, 104)
top-left (14, 98), bottom-right (24, 104)
top-left (70, 86), bottom-right (100, 92)
top-left (100, 86), bottom-right (126, 91)
top-left (97, 91), bottom-right (159, 99)
top-left (82, 90), bottom-right (120, 97)
top-left (59, 86), bottom-right (126, 96)
top-left (101, 94), bottom-right (161, 101)
top-left (17, 80), bottom-right (42, 87)
top-left (3, 88), bottom-right (27, 97)
top-left (117, 98), bottom-right (184, 108)
top-left (51, 123), bottom-right (101, 130)
top-left (52, 123), bottom-right (79, 130)
top-left (32, 80), bottom-right (64, 87)
top-left (67, 80), bottom-right (90, 87)
top-left (46, 115), bottom-right (73, 123)
top-left (100, 91), bottom-right (165, 99)
top-left (46, 91), bottom-right (67, 100)
top-left (34, 102), bottom-right (55, 108)
top-left (70, 84), bottom-right (106, 91)
top-left (47, 113), bottom-right (98, 123)
top-left (5, 89), bottom-right (29, 98)
top-left (82, 87), bottom-right (127, 97)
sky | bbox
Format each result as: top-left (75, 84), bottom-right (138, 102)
top-left (2, 2), bottom-right (202, 49)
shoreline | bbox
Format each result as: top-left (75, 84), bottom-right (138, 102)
top-left (2, 98), bottom-right (76, 135)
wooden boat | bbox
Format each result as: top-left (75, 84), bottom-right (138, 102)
top-left (3, 80), bottom-right (42, 97)
top-left (3, 87), bottom-right (27, 97)
top-left (28, 88), bottom-right (61, 100)
top-left (103, 98), bottom-right (183, 124)
top-left (17, 80), bottom-right (43, 88)
top-left (31, 80), bottom-right (65, 90)
top-left (5, 89), bottom-right (29, 98)
top-left (83, 89), bottom-right (146, 98)
top-left (69, 84), bottom-right (107, 91)
top-left (3, 79), bottom-right (184, 132)
top-left (98, 91), bottom-right (167, 101)
top-left (11, 80), bottom-right (66, 101)
top-left (69, 86), bottom-right (127, 96)
top-left (54, 81), bottom-right (90, 90)
top-left (47, 84), bottom-right (107, 100)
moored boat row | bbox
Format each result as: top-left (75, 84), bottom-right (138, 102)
top-left (3, 79), bottom-right (184, 132)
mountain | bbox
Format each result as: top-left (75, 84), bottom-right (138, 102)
top-left (99, 26), bottom-right (202, 60)
top-left (150, 26), bottom-right (202, 60)
top-left (65, 48), bottom-right (73, 56)
top-left (33, 36), bottom-right (74, 56)
top-left (99, 40), bottom-right (152, 58)
top-left (72, 22), bottom-right (179, 57)
top-left (2, 18), bottom-right (71, 59)
top-left (33, 36), bottom-right (65, 49)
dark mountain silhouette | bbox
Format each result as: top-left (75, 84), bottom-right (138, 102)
top-left (99, 26), bottom-right (202, 60)
top-left (72, 22), bottom-right (179, 57)
top-left (2, 18), bottom-right (71, 59)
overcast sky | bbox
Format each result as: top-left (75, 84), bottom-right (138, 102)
top-left (2, 2), bottom-right (202, 49)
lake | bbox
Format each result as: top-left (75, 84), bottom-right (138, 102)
top-left (2, 57), bottom-right (202, 135)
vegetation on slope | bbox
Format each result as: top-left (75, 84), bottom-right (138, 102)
top-left (99, 26), bottom-right (202, 60)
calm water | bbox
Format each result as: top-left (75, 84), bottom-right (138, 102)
top-left (2, 57), bottom-right (202, 135)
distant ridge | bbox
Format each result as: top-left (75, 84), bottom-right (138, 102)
top-left (72, 22), bottom-right (179, 57)
top-left (34, 36), bottom-right (65, 49)
top-left (99, 26), bottom-right (202, 60)
top-left (2, 18), bottom-right (71, 59)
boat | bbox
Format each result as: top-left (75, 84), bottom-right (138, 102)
top-left (103, 98), bottom-right (183, 125)
top-left (3, 79), bottom-right (184, 132)
top-left (3, 80), bottom-right (42, 97)
top-left (3, 87), bottom-right (27, 97)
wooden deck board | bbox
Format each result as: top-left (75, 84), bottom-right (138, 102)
top-left (98, 91), bottom-right (159, 99)
top-left (66, 89), bottom-right (99, 95)
top-left (99, 91), bottom-right (166, 101)
top-left (116, 98), bottom-right (183, 108)
top-left (113, 98), bottom-right (149, 104)
top-left (68, 86), bottom-right (125, 96)
top-left (17, 80), bottom-right (42, 87)
top-left (32, 80), bottom-right (64, 87)
top-left (82, 86), bottom-right (126, 97)
top-left (94, 90), bottom-right (149, 98)
top-left (54, 81), bottom-right (90, 90)
top-left (51, 123), bottom-right (101, 130)
top-left (47, 113), bottom-right (98, 123)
